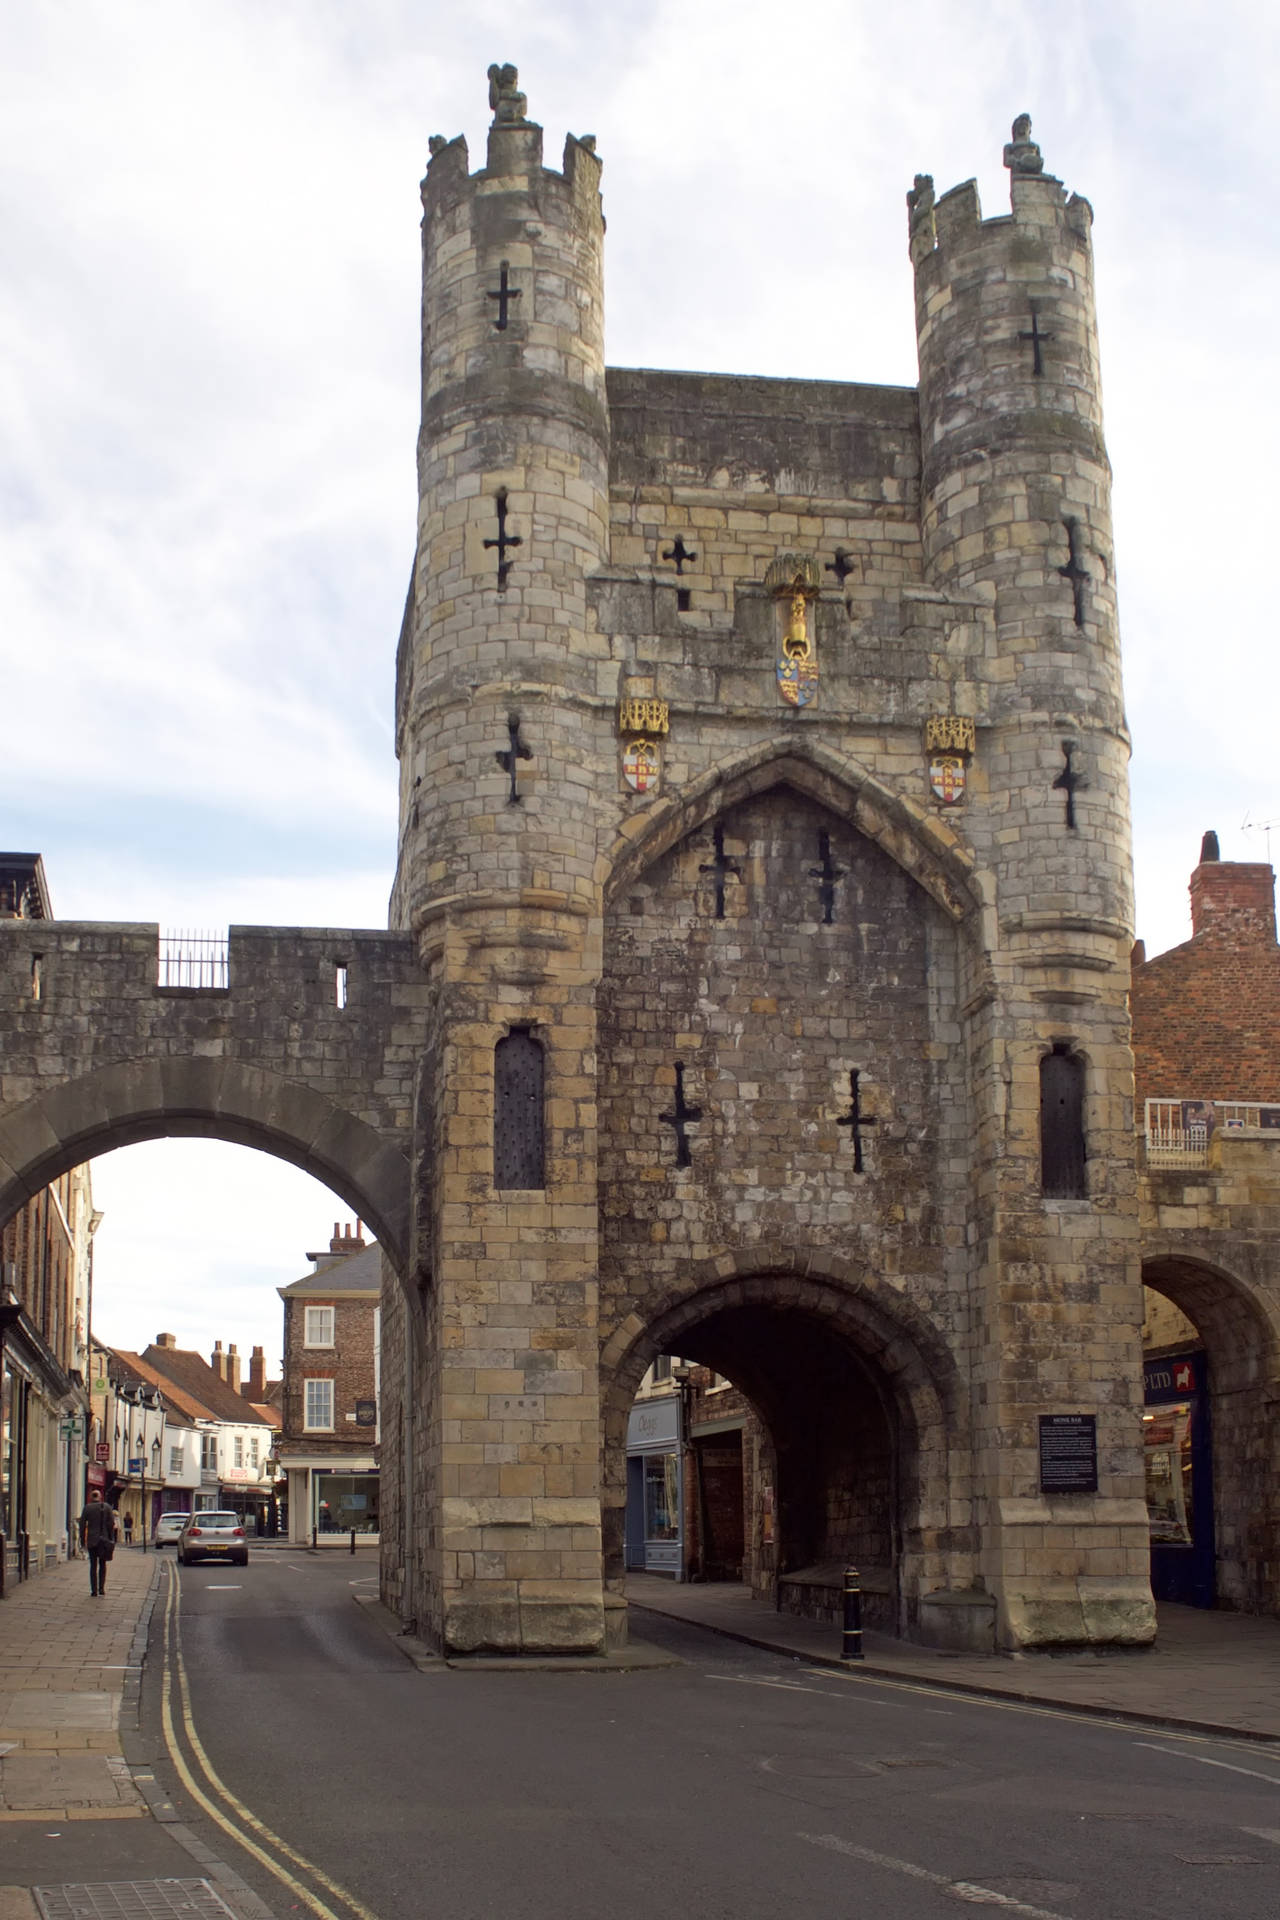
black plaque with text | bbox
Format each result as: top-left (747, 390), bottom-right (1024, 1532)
top-left (355, 1398), bottom-right (377, 1427)
top-left (1038, 1413), bottom-right (1098, 1493)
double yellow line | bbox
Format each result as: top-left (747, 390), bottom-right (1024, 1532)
top-left (157, 1561), bottom-right (381, 1920)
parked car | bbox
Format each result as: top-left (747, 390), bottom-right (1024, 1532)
top-left (178, 1511), bottom-right (249, 1567)
top-left (153, 1512), bottom-right (191, 1548)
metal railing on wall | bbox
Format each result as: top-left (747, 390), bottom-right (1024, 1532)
top-left (157, 929), bottom-right (229, 990)
top-left (1143, 1097), bottom-right (1280, 1167)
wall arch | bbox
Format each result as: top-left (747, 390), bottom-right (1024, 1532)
top-left (599, 736), bottom-right (985, 925)
top-left (0, 1056), bottom-right (411, 1278)
top-left (1142, 1248), bottom-right (1280, 1613)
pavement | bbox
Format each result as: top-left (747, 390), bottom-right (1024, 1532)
top-left (0, 1545), bottom-right (246, 1920)
top-left (2, 1552), bottom-right (1278, 1920)
top-left (626, 1572), bottom-right (1280, 1742)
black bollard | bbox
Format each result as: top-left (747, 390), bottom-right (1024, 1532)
top-left (841, 1563), bottom-right (864, 1661)
top-left (350, 1527), bottom-right (356, 1555)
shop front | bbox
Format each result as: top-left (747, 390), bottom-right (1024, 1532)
top-left (625, 1393), bottom-right (683, 1577)
top-left (278, 1453), bottom-right (379, 1544)
top-left (1144, 1350), bottom-right (1214, 1608)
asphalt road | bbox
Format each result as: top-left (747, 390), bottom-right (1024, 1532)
top-left (139, 1551), bottom-right (1280, 1920)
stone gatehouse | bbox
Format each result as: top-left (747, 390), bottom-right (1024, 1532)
top-left (6, 69), bottom-right (1272, 1655)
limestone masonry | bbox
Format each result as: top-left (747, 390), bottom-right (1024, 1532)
top-left (3, 69), bottom-right (1276, 1654)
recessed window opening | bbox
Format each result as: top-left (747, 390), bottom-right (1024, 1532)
top-left (335, 963), bottom-right (348, 1009)
top-left (676, 587), bottom-right (692, 611)
top-left (493, 1027), bottom-right (546, 1189)
top-left (1040, 1042), bottom-right (1087, 1198)
top-left (31, 954), bottom-right (43, 1001)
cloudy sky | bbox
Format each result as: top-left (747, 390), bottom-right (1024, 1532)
top-left (3, 1), bottom-right (1276, 1363)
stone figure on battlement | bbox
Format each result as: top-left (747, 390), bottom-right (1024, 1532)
top-left (488, 63), bottom-right (528, 125)
top-left (1003, 112), bottom-right (1044, 175)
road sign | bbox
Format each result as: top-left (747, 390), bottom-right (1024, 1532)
top-left (128, 1457), bottom-right (144, 1474)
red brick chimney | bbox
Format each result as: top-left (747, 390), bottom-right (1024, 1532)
top-left (226, 1343), bottom-right (242, 1392)
top-left (306, 1220), bottom-right (368, 1265)
top-left (242, 1345), bottom-right (267, 1401)
top-left (1189, 832), bottom-right (1276, 947)
top-left (155, 1332), bottom-right (177, 1349)
top-left (211, 1339), bottom-right (227, 1380)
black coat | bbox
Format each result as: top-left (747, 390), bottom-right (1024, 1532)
top-left (79, 1499), bottom-right (118, 1550)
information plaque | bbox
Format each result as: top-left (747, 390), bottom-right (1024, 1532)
top-left (1038, 1413), bottom-right (1098, 1493)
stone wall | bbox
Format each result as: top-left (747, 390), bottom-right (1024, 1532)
top-left (0, 922), bottom-right (423, 1265)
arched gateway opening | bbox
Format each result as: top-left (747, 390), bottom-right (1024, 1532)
top-left (0, 1057), bottom-right (411, 1271)
top-left (1141, 1255), bottom-right (1280, 1615)
top-left (602, 1263), bottom-right (964, 1643)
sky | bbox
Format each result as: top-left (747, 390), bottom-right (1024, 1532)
top-left (3, 1), bottom-right (1277, 1361)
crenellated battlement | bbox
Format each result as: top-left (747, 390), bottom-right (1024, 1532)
top-left (908, 115), bottom-right (1093, 271)
top-left (421, 62), bottom-right (602, 210)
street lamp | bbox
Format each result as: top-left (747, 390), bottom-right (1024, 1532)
top-left (672, 1363), bottom-right (695, 1583)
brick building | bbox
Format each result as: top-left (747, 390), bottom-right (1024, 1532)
top-left (277, 1226), bottom-right (380, 1543)
top-left (1131, 837), bottom-right (1280, 1614)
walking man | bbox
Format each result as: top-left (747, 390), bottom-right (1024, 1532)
top-left (78, 1490), bottom-right (117, 1596)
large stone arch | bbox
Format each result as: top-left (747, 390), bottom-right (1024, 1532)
top-left (599, 736), bottom-right (986, 926)
top-left (0, 1056), bottom-right (411, 1277)
top-left (1142, 1246), bottom-right (1280, 1613)
top-left (601, 1250), bottom-right (969, 1640)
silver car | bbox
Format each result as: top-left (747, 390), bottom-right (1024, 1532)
top-left (178, 1511), bottom-right (249, 1567)
top-left (153, 1512), bottom-right (191, 1548)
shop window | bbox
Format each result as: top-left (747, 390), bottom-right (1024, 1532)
top-left (304, 1379), bottom-right (334, 1431)
top-left (1040, 1044), bottom-right (1086, 1198)
top-left (304, 1305), bottom-right (335, 1348)
top-left (493, 1028), bottom-right (545, 1189)
top-left (643, 1454), bottom-right (679, 1541)
top-left (314, 1471), bottom-right (379, 1535)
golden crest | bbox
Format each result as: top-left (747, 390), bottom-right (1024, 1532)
top-left (776, 587), bottom-right (818, 708)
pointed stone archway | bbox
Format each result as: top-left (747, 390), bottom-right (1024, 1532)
top-left (601, 1252), bottom-right (971, 1646)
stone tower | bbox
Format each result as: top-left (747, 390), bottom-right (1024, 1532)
top-left (378, 83), bottom-right (1151, 1655)
top-left (907, 119), bottom-right (1147, 1645)
top-left (389, 64), bottom-right (615, 1653)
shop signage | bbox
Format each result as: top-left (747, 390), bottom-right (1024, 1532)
top-left (1144, 1356), bottom-right (1197, 1398)
top-left (95, 1443), bottom-right (110, 1463)
top-left (92, 1378), bottom-right (108, 1394)
top-left (355, 1399), bottom-right (377, 1427)
top-left (1038, 1414), bottom-right (1098, 1494)
top-left (626, 1395), bottom-right (680, 1452)
top-left (59, 1416), bottom-right (84, 1441)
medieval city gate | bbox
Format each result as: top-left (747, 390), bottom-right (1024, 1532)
top-left (2, 70), bottom-right (1164, 1655)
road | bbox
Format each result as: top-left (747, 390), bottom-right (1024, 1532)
top-left (137, 1550), bottom-right (1280, 1920)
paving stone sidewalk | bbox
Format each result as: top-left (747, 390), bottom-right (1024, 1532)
top-left (0, 1548), bottom-right (158, 1824)
top-left (626, 1574), bottom-right (1280, 1742)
